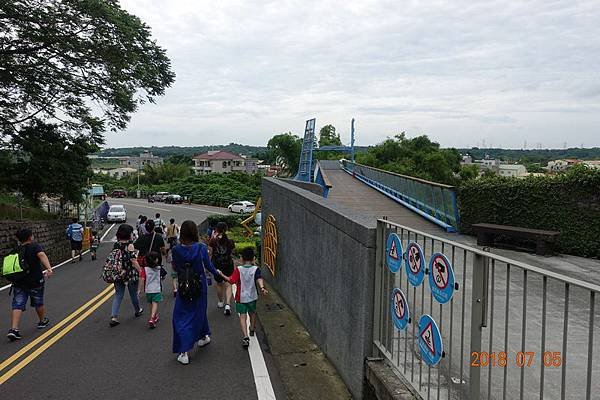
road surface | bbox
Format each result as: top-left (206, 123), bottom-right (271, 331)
top-left (0, 199), bottom-right (284, 399)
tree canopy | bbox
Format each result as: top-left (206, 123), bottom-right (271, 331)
top-left (7, 121), bottom-right (96, 205)
top-left (267, 132), bottom-right (302, 176)
top-left (0, 0), bottom-right (175, 143)
top-left (356, 133), bottom-right (462, 185)
top-left (318, 124), bottom-right (341, 147)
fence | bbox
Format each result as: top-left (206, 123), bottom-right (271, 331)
top-left (340, 160), bottom-right (459, 232)
top-left (373, 219), bottom-right (599, 400)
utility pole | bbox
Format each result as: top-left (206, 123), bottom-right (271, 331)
top-left (137, 158), bottom-right (141, 199)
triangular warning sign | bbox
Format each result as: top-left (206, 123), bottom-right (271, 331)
top-left (420, 322), bottom-right (436, 355)
top-left (389, 240), bottom-right (399, 260)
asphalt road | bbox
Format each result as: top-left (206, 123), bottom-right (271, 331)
top-left (0, 199), bottom-right (284, 399)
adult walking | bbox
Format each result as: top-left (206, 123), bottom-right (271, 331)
top-left (171, 220), bottom-right (221, 365)
top-left (109, 224), bottom-right (143, 327)
top-left (6, 228), bottom-right (53, 341)
top-left (66, 218), bottom-right (84, 263)
top-left (134, 220), bottom-right (166, 268)
top-left (209, 222), bottom-right (235, 315)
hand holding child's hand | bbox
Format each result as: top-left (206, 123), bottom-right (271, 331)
top-left (260, 287), bottom-right (269, 295)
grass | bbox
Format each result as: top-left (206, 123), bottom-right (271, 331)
top-left (0, 192), bottom-right (57, 221)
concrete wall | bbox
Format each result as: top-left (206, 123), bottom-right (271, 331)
top-left (262, 177), bottom-right (377, 399)
top-left (281, 179), bottom-right (325, 197)
top-left (0, 219), bottom-right (72, 283)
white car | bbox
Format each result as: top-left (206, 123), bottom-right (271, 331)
top-left (228, 201), bottom-right (255, 214)
top-left (107, 205), bottom-right (127, 222)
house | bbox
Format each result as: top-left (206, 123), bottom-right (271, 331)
top-left (582, 160), bottom-right (600, 170)
top-left (192, 151), bottom-right (259, 175)
top-left (473, 157), bottom-right (500, 173)
top-left (499, 164), bottom-right (527, 178)
top-left (120, 151), bottom-right (163, 169)
top-left (106, 167), bottom-right (138, 179)
top-left (546, 159), bottom-right (580, 172)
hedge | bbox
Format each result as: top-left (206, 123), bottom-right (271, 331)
top-left (458, 167), bottom-right (600, 258)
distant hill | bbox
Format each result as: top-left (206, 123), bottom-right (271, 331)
top-left (97, 144), bottom-right (267, 157)
top-left (457, 147), bottom-right (600, 164)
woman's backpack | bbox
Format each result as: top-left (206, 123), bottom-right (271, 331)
top-left (177, 245), bottom-right (201, 301)
top-left (213, 238), bottom-right (232, 268)
top-left (102, 243), bottom-right (131, 283)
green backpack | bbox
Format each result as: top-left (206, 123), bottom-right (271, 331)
top-left (1, 246), bottom-right (30, 283)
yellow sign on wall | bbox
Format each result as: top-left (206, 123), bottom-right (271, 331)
top-left (263, 214), bottom-right (278, 277)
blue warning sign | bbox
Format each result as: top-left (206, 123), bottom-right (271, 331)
top-left (386, 233), bottom-right (403, 273)
top-left (390, 288), bottom-right (410, 330)
top-left (428, 252), bottom-right (455, 304)
top-left (405, 242), bottom-right (425, 287)
top-left (418, 314), bottom-right (443, 366)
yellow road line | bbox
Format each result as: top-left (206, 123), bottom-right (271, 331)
top-left (0, 284), bottom-right (113, 374)
top-left (0, 289), bottom-right (115, 385)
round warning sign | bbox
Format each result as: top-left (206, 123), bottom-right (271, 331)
top-left (386, 233), bottom-right (403, 273)
top-left (418, 314), bottom-right (443, 366)
top-left (428, 252), bottom-right (455, 304)
top-left (390, 288), bottom-right (410, 330)
top-left (404, 242), bottom-right (425, 287)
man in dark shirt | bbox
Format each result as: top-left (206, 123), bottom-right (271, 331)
top-left (7, 228), bottom-right (54, 341)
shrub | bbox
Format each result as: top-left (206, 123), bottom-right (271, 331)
top-left (458, 166), bottom-right (600, 257)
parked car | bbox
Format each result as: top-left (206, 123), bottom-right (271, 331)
top-left (111, 189), bottom-right (127, 198)
top-left (154, 191), bottom-right (170, 202)
top-left (147, 195), bottom-right (155, 203)
top-left (165, 194), bottom-right (183, 204)
top-left (107, 205), bottom-right (127, 222)
top-left (228, 201), bottom-right (255, 214)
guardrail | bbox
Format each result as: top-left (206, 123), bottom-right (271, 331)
top-left (374, 219), bottom-right (599, 400)
top-left (340, 160), bottom-right (459, 232)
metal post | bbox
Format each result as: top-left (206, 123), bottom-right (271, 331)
top-left (351, 118), bottom-right (355, 163)
top-left (137, 161), bottom-right (141, 199)
top-left (470, 253), bottom-right (488, 399)
top-left (372, 219), bottom-right (384, 355)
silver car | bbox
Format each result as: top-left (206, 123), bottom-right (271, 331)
top-left (107, 205), bottom-right (127, 222)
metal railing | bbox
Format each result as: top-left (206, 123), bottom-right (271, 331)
top-left (340, 160), bottom-right (460, 232)
top-left (373, 219), bottom-right (599, 400)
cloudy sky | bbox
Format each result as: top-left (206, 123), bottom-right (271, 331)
top-left (104, 0), bottom-right (600, 149)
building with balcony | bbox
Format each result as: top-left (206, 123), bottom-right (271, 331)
top-left (192, 151), bottom-right (258, 175)
top-left (119, 151), bottom-right (163, 169)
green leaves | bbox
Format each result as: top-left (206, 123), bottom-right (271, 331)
top-left (267, 133), bottom-right (302, 176)
top-left (458, 167), bottom-right (600, 257)
top-left (0, 0), bottom-right (175, 139)
top-left (355, 134), bottom-right (461, 185)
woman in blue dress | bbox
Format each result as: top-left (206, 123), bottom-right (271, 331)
top-left (171, 220), bottom-right (221, 365)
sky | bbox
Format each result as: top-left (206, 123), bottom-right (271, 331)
top-left (104, 0), bottom-right (600, 149)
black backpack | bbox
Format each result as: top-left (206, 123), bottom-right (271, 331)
top-left (177, 246), bottom-right (201, 301)
top-left (213, 239), bottom-right (232, 268)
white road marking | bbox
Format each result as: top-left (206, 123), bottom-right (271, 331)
top-left (118, 200), bottom-right (227, 215)
top-left (247, 316), bottom-right (277, 400)
top-left (232, 284), bottom-right (276, 399)
top-left (0, 224), bottom-right (117, 292)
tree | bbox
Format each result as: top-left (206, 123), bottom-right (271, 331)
top-left (459, 164), bottom-right (480, 181)
top-left (318, 125), bottom-right (341, 147)
top-left (9, 121), bottom-right (96, 205)
top-left (0, 0), bottom-right (175, 142)
top-left (267, 132), bottom-right (302, 176)
top-left (356, 133), bottom-right (461, 185)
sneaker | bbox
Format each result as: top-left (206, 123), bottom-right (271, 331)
top-left (177, 353), bottom-right (189, 365)
top-left (217, 301), bottom-right (224, 309)
top-left (37, 317), bottom-right (50, 329)
top-left (242, 337), bottom-right (250, 348)
top-left (7, 329), bottom-right (21, 341)
top-left (249, 328), bottom-right (255, 337)
top-left (197, 335), bottom-right (211, 347)
top-left (224, 304), bottom-right (231, 316)
top-left (135, 308), bottom-right (144, 317)
top-left (109, 318), bottom-right (120, 327)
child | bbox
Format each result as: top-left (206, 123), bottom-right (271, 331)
top-left (140, 251), bottom-right (162, 328)
top-left (90, 230), bottom-right (100, 260)
top-left (223, 247), bottom-right (268, 348)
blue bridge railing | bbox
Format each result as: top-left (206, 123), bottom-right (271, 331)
top-left (340, 159), bottom-right (460, 232)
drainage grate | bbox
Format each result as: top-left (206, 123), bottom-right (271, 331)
top-left (265, 303), bottom-right (284, 312)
